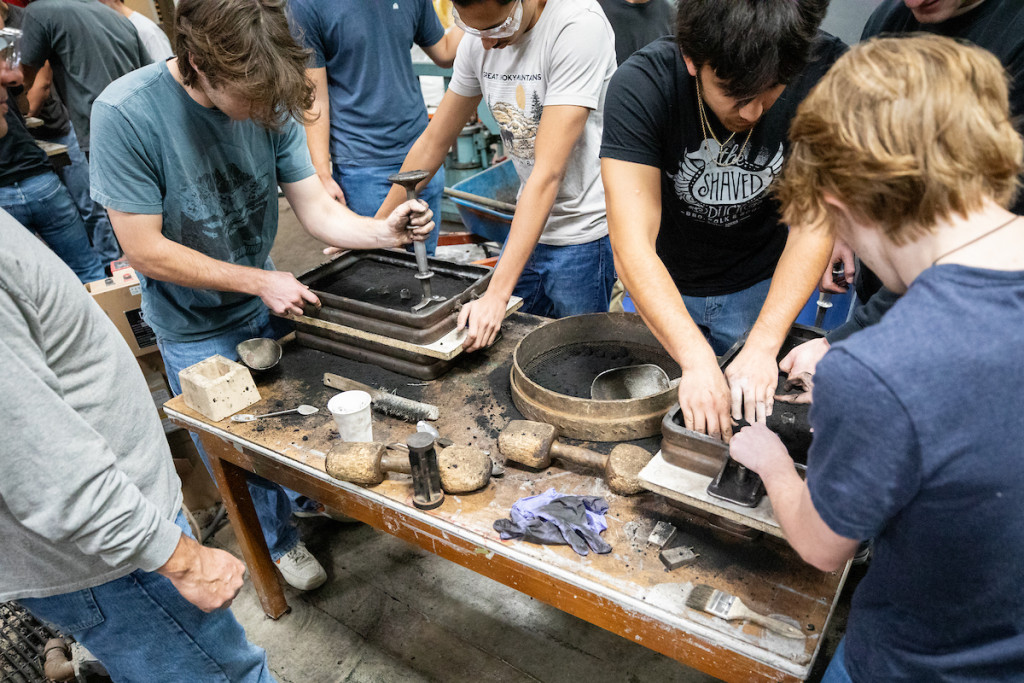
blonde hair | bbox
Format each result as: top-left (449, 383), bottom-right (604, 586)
top-left (174, 0), bottom-right (314, 131)
top-left (776, 34), bottom-right (1022, 244)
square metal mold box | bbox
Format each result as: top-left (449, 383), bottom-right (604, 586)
top-left (297, 250), bottom-right (493, 345)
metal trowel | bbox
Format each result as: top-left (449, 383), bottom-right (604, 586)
top-left (591, 364), bottom-right (670, 400)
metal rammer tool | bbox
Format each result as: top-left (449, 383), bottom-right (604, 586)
top-left (388, 170), bottom-right (445, 311)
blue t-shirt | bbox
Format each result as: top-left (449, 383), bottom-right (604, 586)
top-left (807, 265), bottom-right (1024, 681)
top-left (89, 62), bottom-right (315, 342)
top-left (287, 0), bottom-right (445, 166)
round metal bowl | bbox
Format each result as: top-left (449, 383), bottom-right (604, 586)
top-left (236, 337), bottom-right (283, 371)
top-left (510, 313), bottom-right (679, 442)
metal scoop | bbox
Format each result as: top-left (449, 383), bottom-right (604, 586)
top-left (231, 405), bottom-right (319, 423)
top-left (236, 338), bottom-right (283, 371)
top-left (591, 364), bottom-right (671, 400)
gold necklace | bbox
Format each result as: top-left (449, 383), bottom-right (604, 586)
top-left (695, 76), bottom-right (754, 168)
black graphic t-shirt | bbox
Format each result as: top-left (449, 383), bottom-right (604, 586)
top-left (601, 34), bottom-right (847, 297)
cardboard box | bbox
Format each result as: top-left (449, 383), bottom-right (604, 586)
top-left (170, 430), bottom-right (222, 511)
top-left (137, 352), bottom-right (223, 509)
top-left (85, 268), bottom-right (158, 357)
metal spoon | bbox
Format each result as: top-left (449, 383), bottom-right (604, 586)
top-left (231, 404), bottom-right (319, 423)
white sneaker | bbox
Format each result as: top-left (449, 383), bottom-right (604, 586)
top-left (274, 542), bottom-right (327, 590)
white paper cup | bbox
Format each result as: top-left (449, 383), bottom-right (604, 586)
top-left (328, 391), bottom-right (373, 442)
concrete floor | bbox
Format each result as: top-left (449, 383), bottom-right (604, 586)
top-left (215, 200), bottom-right (849, 683)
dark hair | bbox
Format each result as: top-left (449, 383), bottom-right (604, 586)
top-left (676, 0), bottom-right (830, 99)
top-left (174, 0), bottom-right (314, 131)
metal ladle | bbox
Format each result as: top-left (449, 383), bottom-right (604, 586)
top-left (231, 405), bottom-right (319, 423)
top-left (591, 364), bottom-right (671, 401)
top-left (236, 337), bottom-right (283, 371)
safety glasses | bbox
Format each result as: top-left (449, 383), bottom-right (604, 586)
top-left (452, 0), bottom-right (523, 40)
top-left (0, 28), bottom-right (22, 69)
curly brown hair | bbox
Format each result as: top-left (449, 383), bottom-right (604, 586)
top-left (174, 0), bottom-right (314, 131)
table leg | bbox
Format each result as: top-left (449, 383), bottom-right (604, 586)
top-left (200, 433), bottom-right (290, 619)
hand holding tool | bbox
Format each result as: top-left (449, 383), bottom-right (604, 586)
top-left (686, 584), bottom-right (804, 639)
top-left (231, 405), bottom-right (318, 422)
top-left (387, 170), bottom-right (445, 311)
top-left (498, 420), bottom-right (652, 495)
top-left (815, 262), bottom-right (846, 328)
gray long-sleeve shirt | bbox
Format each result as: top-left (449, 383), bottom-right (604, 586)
top-left (0, 209), bottom-right (182, 601)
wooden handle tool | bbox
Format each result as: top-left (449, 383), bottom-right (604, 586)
top-left (323, 373), bottom-right (439, 422)
top-left (686, 584), bottom-right (804, 639)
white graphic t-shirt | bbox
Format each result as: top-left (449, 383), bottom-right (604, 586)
top-left (448, 0), bottom-right (616, 246)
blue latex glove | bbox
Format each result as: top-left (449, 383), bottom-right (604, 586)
top-left (494, 489), bottom-right (611, 556)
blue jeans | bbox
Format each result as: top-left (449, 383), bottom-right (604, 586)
top-left (0, 172), bottom-right (105, 283)
top-left (821, 638), bottom-right (853, 682)
top-left (157, 308), bottom-right (312, 561)
top-left (681, 278), bottom-right (773, 355)
top-left (511, 235), bottom-right (615, 317)
top-left (20, 510), bottom-right (276, 683)
top-left (333, 161), bottom-right (443, 255)
top-left (52, 127), bottom-right (122, 264)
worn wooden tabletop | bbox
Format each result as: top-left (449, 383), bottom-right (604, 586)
top-left (165, 312), bottom-right (847, 682)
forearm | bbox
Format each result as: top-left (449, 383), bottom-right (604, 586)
top-left (745, 225), bottom-right (832, 355)
top-left (20, 64), bottom-right (38, 97)
top-left (761, 466), bottom-right (849, 571)
top-left (376, 91), bottom-right (479, 218)
top-left (424, 27), bottom-right (465, 68)
top-left (25, 63), bottom-right (52, 116)
top-left (376, 134), bottom-right (448, 219)
top-left (301, 203), bottom-right (404, 250)
top-left (486, 172), bottom-right (562, 301)
top-left (604, 157), bottom-right (716, 371)
top-left (618, 247), bottom-right (716, 370)
top-left (304, 68), bottom-right (334, 179)
top-left (281, 174), bottom-right (413, 249)
top-left (126, 237), bottom-right (271, 296)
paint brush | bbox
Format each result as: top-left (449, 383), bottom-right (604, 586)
top-left (686, 584), bottom-right (804, 639)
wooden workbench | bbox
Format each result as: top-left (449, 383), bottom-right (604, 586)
top-left (165, 312), bottom-right (847, 682)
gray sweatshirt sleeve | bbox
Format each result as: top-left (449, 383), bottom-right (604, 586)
top-left (0, 288), bottom-right (182, 573)
top-left (826, 287), bottom-right (901, 344)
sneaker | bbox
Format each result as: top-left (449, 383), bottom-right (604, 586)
top-left (274, 542), bottom-right (327, 591)
top-left (293, 502), bottom-right (359, 523)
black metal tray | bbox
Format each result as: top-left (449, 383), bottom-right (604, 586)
top-left (296, 250), bottom-right (492, 345)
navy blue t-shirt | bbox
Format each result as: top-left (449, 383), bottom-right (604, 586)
top-left (287, 0), bottom-right (445, 166)
top-left (808, 265), bottom-right (1024, 681)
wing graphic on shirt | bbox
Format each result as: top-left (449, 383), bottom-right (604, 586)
top-left (667, 141), bottom-right (785, 227)
top-left (673, 150), bottom-right (705, 204)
